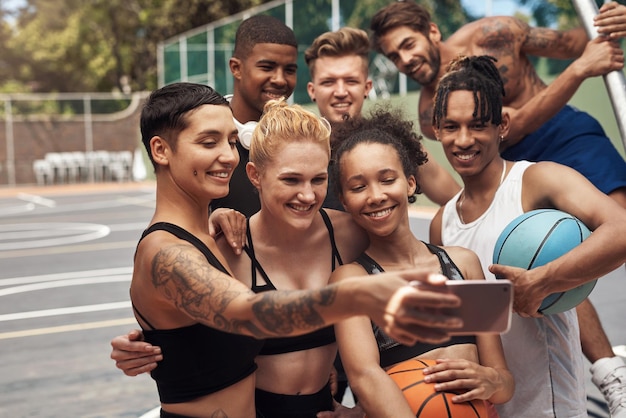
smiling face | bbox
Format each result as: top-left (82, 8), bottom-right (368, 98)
top-left (378, 25), bottom-right (441, 86)
top-left (338, 142), bottom-right (416, 237)
top-left (433, 90), bottom-right (509, 179)
top-left (248, 141), bottom-right (329, 229)
top-left (231, 43), bottom-right (298, 119)
top-left (307, 55), bottom-right (372, 123)
top-left (155, 104), bottom-right (240, 200)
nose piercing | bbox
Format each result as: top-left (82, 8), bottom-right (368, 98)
top-left (193, 170), bottom-right (197, 176)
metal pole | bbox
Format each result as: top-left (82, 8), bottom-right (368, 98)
top-left (331, 0), bottom-right (340, 31)
top-left (5, 98), bottom-right (15, 186)
top-left (572, 0), bottom-right (626, 148)
top-left (84, 95), bottom-right (94, 183)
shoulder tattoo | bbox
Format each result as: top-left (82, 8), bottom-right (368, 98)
top-left (477, 20), bottom-right (518, 55)
top-left (151, 244), bottom-right (241, 328)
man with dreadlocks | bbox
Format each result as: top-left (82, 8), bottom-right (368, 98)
top-left (371, 3), bottom-right (626, 416)
top-left (429, 55), bottom-right (626, 418)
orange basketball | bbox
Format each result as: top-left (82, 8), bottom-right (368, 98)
top-left (385, 358), bottom-right (488, 418)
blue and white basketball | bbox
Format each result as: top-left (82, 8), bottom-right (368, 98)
top-left (493, 209), bottom-right (596, 315)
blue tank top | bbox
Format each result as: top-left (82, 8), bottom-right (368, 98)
top-left (133, 222), bottom-right (264, 403)
top-left (355, 243), bottom-right (476, 369)
top-left (245, 209), bottom-right (339, 355)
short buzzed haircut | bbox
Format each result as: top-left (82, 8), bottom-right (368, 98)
top-left (140, 83), bottom-right (229, 170)
top-left (304, 27), bottom-right (370, 78)
top-left (233, 15), bottom-right (297, 58)
top-left (370, 1), bottom-right (432, 53)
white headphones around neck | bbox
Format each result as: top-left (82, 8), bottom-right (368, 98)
top-left (233, 118), bottom-right (257, 150)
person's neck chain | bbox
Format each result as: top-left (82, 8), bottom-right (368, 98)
top-left (457, 159), bottom-right (507, 224)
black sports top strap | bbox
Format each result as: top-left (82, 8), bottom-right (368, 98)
top-left (245, 209), bottom-right (344, 292)
top-left (319, 208), bottom-right (344, 269)
top-left (132, 300), bottom-right (157, 330)
top-left (133, 222), bottom-right (230, 330)
top-left (243, 217), bottom-right (275, 292)
top-left (141, 222), bottom-right (230, 275)
top-left (424, 242), bottom-right (464, 281)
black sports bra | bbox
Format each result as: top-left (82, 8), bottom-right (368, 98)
top-left (244, 209), bottom-right (340, 355)
top-left (133, 222), bottom-right (263, 403)
top-left (356, 242), bottom-right (476, 369)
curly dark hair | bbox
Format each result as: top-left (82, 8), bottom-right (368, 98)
top-left (330, 105), bottom-right (427, 203)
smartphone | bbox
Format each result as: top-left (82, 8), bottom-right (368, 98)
top-left (445, 280), bottom-right (513, 335)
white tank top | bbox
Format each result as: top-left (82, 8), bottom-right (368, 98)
top-left (441, 161), bottom-right (585, 418)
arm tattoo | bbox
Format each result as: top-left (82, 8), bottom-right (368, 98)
top-left (525, 27), bottom-right (565, 52)
top-left (151, 243), bottom-right (339, 338)
top-left (252, 287), bottom-right (337, 335)
top-left (151, 244), bottom-right (242, 330)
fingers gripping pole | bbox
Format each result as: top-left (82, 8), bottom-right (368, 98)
top-left (572, 0), bottom-right (626, 148)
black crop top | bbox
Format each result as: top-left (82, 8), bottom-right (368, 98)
top-left (355, 242), bottom-right (476, 369)
top-left (133, 222), bottom-right (264, 403)
top-left (244, 209), bottom-right (340, 355)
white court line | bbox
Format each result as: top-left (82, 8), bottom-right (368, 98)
top-left (0, 301), bottom-right (131, 322)
top-left (109, 222), bottom-right (150, 232)
top-left (0, 275), bottom-right (130, 297)
top-left (0, 223), bottom-right (110, 250)
top-left (0, 240), bottom-right (137, 259)
top-left (0, 267), bottom-right (133, 286)
top-left (17, 193), bottom-right (56, 208)
top-left (17, 193), bottom-right (156, 215)
top-left (0, 191), bottom-right (155, 219)
top-left (0, 317), bottom-right (138, 340)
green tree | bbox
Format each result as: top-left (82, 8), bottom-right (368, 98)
top-left (2, 0), bottom-right (270, 93)
top-left (342, 0), bottom-right (469, 38)
top-left (516, 0), bottom-right (626, 28)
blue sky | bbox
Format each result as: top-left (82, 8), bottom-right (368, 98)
top-left (3, 0), bottom-right (24, 10)
top-left (461, 0), bottom-right (531, 17)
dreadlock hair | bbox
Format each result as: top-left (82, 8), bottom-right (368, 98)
top-left (330, 105), bottom-right (427, 203)
top-left (432, 55), bottom-right (505, 130)
top-left (233, 15), bottom-right (297, 59)
top-left (370, 1), bottom-right (432, 53)
top-left (304, 27), bottom-right (370, 79)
